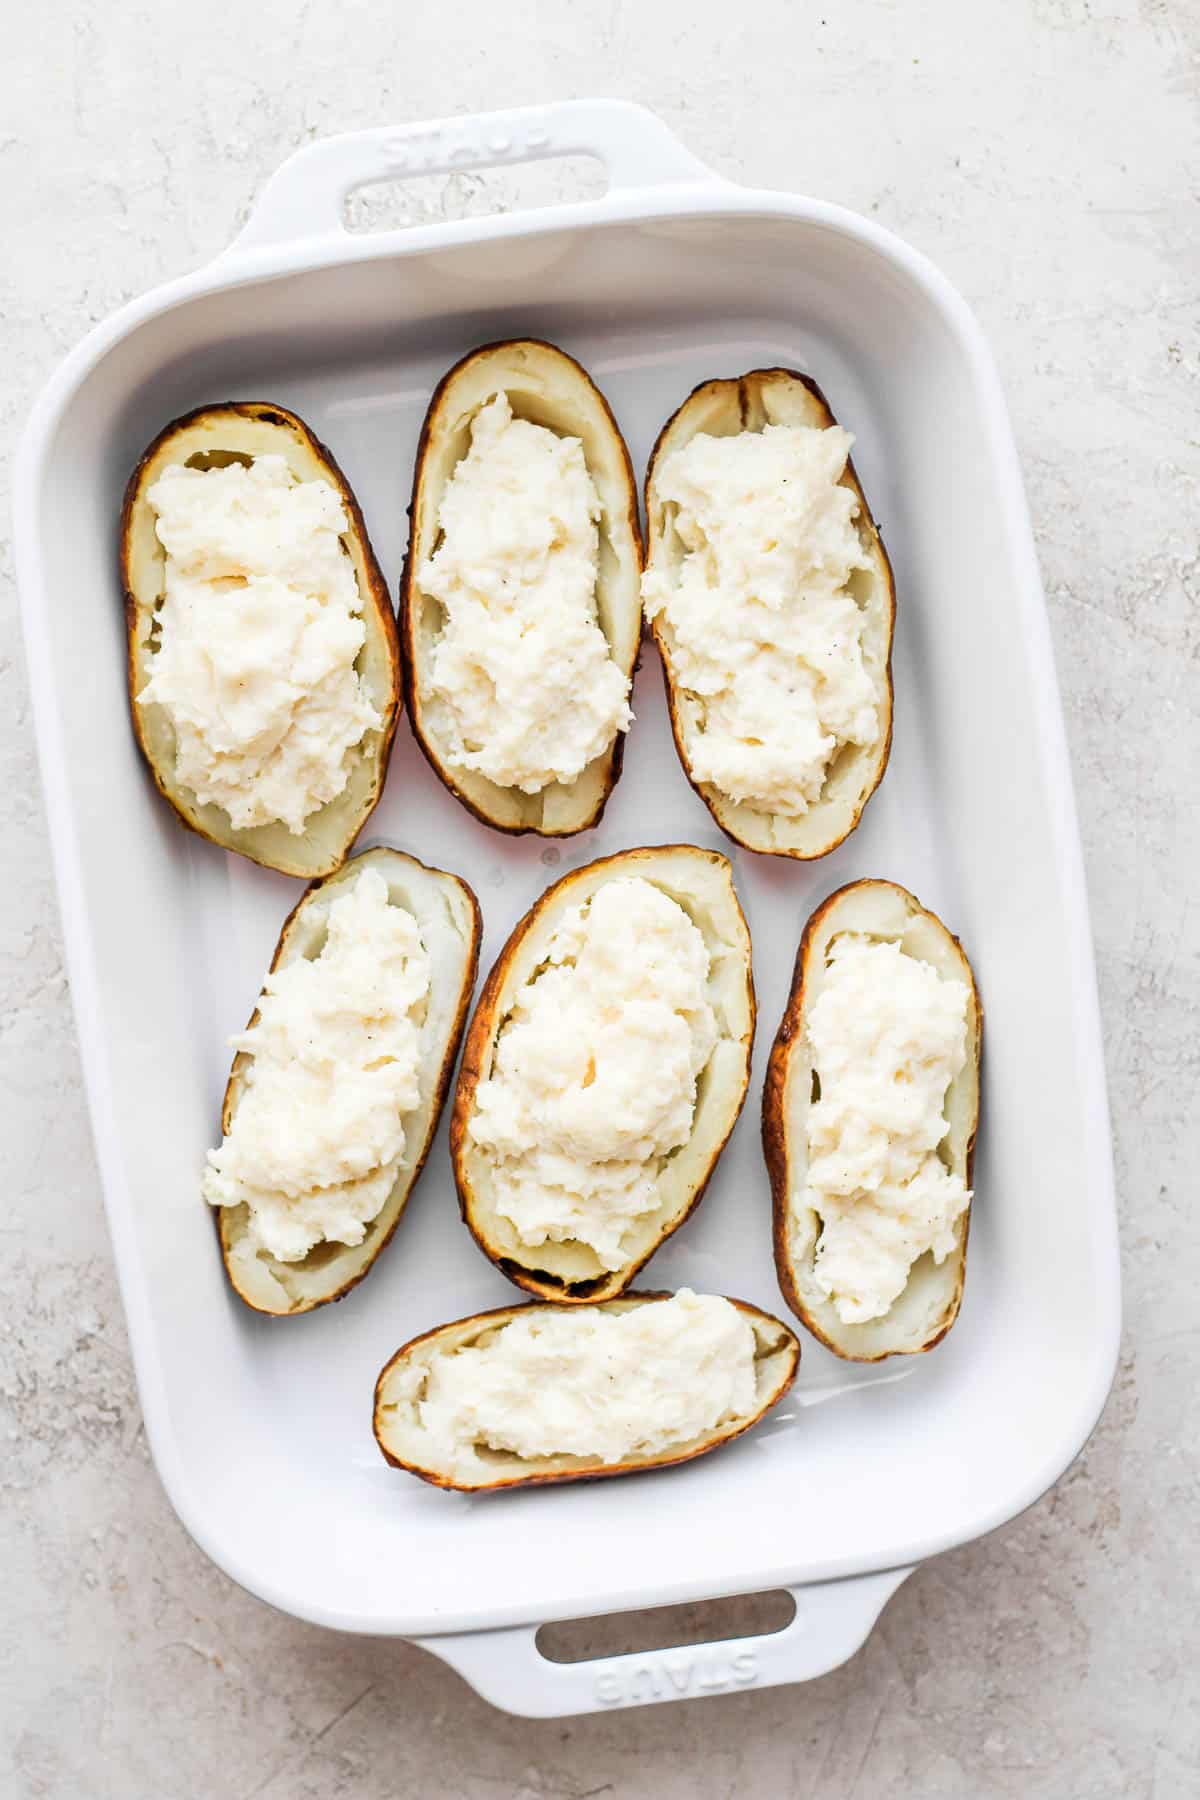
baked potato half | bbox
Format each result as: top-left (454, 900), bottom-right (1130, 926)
top-left (763, 879), bottom-right (982, 1359)
top-left (373, 1291), bottom-right (800, 1492)
top-left (121, 401), bottom-right (400, 877)
top-left (216, 846), bottom-right (480, 1315)
top-left (400, 339), bottom-right (642, 835)
top-left (450, 845), bottom-right (755, 1303)
top-left (643, 369), bottom-right (895, 859)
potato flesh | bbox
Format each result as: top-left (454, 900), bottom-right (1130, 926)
top-left (465, 877), bottom-right (718, 1271)
top-left (205, 868), bottom-right (431, 1263)
top-left (418, 393), bottom-right (631, 794)
top-left (404, 341), bottom-right (641, 835)
top-left (642, 423), bottom-right (878, 816)
top-left (801, 933), bottom-right (972, 1323)
top-left (644, 371), bottom-right (894, 859)
top-left (374, 1293), bottom-right (800, 1489)
top-left (141, 455), bottom-right (379, 834)
top-left (769, 881), bottom-right (981, 1359)
top-left (404, 1291), bottom-right (756, 1465)
top-left (453, 847), bottom-right (755, 1300)
top-left (123, 404), bottom-right (399, 877)
top-left (218, 848), bottom-right (479, 1315)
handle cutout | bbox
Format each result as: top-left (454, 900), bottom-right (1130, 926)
top-left (343, 155), bottom-right (606, 236)
top-left (535, 1588), bottom-right (796, 1665)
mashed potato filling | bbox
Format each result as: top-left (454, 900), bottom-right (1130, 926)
top-left (467, 877), bottom-right (717, 1270)
top-left (411, 1291), bottom-right (757, 1464)
top-left (142, 455), bottom-right (380, 833)
top-left (203, 869), bottom-right (430, 1262)
top-left (802, 934), bottom-right (972, 1323)
top-left (419, 393), bottom-right (632, 793)
top-left (642, 424), bottom-right (878, 815)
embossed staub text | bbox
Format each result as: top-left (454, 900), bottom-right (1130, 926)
top-left (380, 125), bottom-right (553, 176)
top-left (593, 1648), bottom-right (759, 1707)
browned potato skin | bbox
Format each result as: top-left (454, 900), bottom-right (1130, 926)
top-left (762, 879), bottom-right (982, 1361)
top-left (644, 370), bottom-right (896, 861)
top-left (449, 846), bottom-right (755, 1304)
top-left (372, 1291), bottom-right (800, 1492)
top-left (399, 340), bottom-right (643, 837)
top-left (216, 849), bottom-right (481, 1316)
top-left (120, 401), bottom-right (401, 877)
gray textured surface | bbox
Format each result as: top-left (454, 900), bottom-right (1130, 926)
top-left (3, 3), bottom-right (1197, 1794)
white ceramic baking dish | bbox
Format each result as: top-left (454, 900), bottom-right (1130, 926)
top-left (14, 100), bottom-right (1120, 1718)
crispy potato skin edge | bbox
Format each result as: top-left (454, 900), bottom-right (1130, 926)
top-left (761, 878), bottom-right (983, 1360)
top-left (215, 851), bottom-right (482, 1316)
top-left (119, 401), bottom-right (402, 877)
top-left (398, 339), bottom-right (644, 838)
top-left (372, 1291), bottom-right (800, 1491)
top-left (643, 369), bottom-right (896, 861)
top-left (449, 845), bottom-right (756, 1303)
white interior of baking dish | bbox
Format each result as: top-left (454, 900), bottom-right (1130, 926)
top-left (21, 201), bottom-right (1119, 1636)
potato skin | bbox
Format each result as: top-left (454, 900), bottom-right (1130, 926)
top-left (399, 339), bottom-right (643, 837)
top-left (449, 846), bottom-right (755, 1303)
top-left (644, 370), bottom-right (896, 861)
top-left (120, 401), bottom-right (401, 877)
top-left (762, 879), bottom-right (982, 1360)
top-left (215, 847), bottom-right (481, 1317)
top-left (372, 1291), bottom-right (800, 1492)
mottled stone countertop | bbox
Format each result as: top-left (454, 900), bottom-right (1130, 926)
top-left (3, 3), bottom-right (1196, 1795)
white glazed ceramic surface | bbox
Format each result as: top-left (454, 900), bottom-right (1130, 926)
top-left (14, 101), bottom-right (1119, 1718)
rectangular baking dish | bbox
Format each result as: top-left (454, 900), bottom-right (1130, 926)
top-left (14, 100), bottom-right (1120, 1717)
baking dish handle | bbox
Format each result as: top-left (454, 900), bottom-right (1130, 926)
top-left (411, 1566), bottom-right (914, 1718)
top-left (229, 99), bottom-right (721, 255)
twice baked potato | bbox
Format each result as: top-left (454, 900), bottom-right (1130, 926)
top-left (400, 339), bottom-right (642, 836)
top-left (643, 369), bottom-right (895, 859)
top-left (763, 879), bottom-right (982, 1359)
top-left (121, 401), bottom-right (400, 878)
top-left (215, 846), bottom-right (480, 1315)
top-left (373, 1290), bottom-right (800, 1492)
top-left (450, 845), bottom-right (755, 1302)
